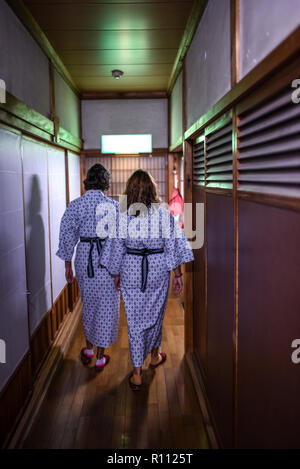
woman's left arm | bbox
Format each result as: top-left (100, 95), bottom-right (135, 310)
top-left (172, 265), bottom-right (183, 295)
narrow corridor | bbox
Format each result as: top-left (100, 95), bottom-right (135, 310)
top-left (22, 298), bottom-right (209, 450)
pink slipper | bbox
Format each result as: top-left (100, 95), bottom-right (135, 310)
top-left (95, 354), bottom-right (110, 372)
top-left (80, 348), bottom-right (93, 366)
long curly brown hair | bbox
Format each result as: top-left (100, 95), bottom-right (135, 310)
top-left (123, 169), bottom-right (161, 209)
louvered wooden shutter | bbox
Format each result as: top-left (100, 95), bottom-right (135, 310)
top-left (193, 137), bottom-right (205, 186)
top-left (206, 121), bottom-right (233, 189)
top-left (238, 86), bottom-right (300, 196)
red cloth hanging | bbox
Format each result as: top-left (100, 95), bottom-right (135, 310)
top-left (168, 187), bottom-right (184, 228)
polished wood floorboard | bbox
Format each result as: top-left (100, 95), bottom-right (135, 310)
top-left (22, 297), bottom-right (209, 449)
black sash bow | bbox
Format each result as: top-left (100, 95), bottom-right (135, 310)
top-left (126, 247), bottom-right (165, 292)
top-left (80, 237), bottom-right (106, 278)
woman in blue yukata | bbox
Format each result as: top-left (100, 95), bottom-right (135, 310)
top-left (56, 164), bottom-right (120, 371)
top-left (100, 170), bottom-right (194, 390)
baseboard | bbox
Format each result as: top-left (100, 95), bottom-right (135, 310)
top-left (7, 299), bottom-right (82, 449)
top-left (185, 352), bottom-right (220, 449)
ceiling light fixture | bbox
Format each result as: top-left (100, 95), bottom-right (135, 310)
top-left (112, 69), bottom-right (124, 80)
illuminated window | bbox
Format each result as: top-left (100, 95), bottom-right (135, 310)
top-left (101, 134), bottom-right (152, 154)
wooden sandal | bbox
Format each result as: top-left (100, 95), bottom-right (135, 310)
top-left (128, 373), bottom-right (142, 391)
top-left (149, 352), bottom-right (167, 369)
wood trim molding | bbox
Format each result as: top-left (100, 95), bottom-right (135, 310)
top-left (7, 299), bottom-right (82, 449)
top-left (185, 25), bottom-right (300, 140)
top-left (0, 91), bottom-right (82, 151)
top-left (7, 0), bottom-right (79, 96)
top-left (169, 138), bottom-right (183, 153)
top-left (30, 309), bottom-right (53, 378)
top-left (82, 148), bottom-right (169, 158)
top-left (237, 190), bottom-right (300, 213)
top-left (204, 110), bottom-right (232, 136)
top-left (51, 284), bottom-right (70, 340)
top-left (168, 0), bottom-right (208, 93)
top-left (0, 91), bottom-right (54, 135)
top-left (182, 57), bottom-right (187, 133)
top-left (81, 91), bottom-right (168, 100)
top-left (80, 154), bottom-right (86, 196)
top-left (58, 127), bottom-right (82, 152)
top-left (0, 352), bottom-right (32, 448)
top-left (65, 150), bottom-right (70, 206)
top-left (49, 61), bottom-right (56, 121)
top-left (183, 140), bottom-right (193, 353)
top-left (232, 109), bottom-right (239, 448)
top-left (230, 0), bottom-right (240, 87)
top-left (185, 352), bottom-right (219, 449)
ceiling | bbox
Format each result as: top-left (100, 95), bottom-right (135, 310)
top-left (23, 0), bottom-right (194, 93)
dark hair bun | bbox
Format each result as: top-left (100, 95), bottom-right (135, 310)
top-left (84, 163), bottom-right (110, 191)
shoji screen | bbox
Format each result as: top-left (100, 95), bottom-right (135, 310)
top-left (68, 152), bottom-right (81, 202)
top-left (111, 156), bottom-right (140, 199)
top-left (140, 156), bottom-right (167, 203)
top-left (86, 156), bottom-right (167, 202)
top-left (22, 138), bottom-right (52, 335)
top-left (48, 147), bottom-right (67, 302)
top-left (0, 127), bottom-right (29, 390)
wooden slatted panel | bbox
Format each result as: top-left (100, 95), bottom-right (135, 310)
top-left (206, 123), bottom-right (233, 189)
top-left (193, 139), bottom-right (205, 186)
top-left (238, 86), bottom-right (300, 196)
top-left (140, 156), bottom-right (167, 202)
top-left (85, 155), bottom-right (167, 202)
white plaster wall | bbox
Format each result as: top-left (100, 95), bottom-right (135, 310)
top-left (0, 0), bottom-right (50, 117)
top-left (54, 70), bottom-right (81, 138)
top-left (81, 99), bottom-right (168, 150)
top-left (240, 0), bottom-right (300, 78)
top-left (186, 0), bottom-right (231, 129)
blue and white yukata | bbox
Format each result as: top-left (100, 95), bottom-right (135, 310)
top-left (100, 205), bottom-right (194, 367)
top-left (56, 190), bottom-right (120, 348)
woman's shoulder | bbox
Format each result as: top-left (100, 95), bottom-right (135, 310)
top-left (103, 194), bottom-right (119, 208)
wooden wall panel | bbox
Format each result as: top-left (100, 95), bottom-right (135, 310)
top-left (30, 309), bottom-right (52, 377)
top-left (238, 199), bottom-right (300, 449)
top-left (192, 187), bottom-right (207, 370)
top-left (0, 352), bottom-right (32, 448)
top-left (206, 192), bottom-right (234, 448)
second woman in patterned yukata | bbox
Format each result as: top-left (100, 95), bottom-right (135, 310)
top-left (100, 170), bottom-right (194, 390)
top-left (56, 164), bottom-right (120, 371)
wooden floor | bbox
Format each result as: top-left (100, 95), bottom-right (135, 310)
top-left (22, 297), bottom-right (209, 449)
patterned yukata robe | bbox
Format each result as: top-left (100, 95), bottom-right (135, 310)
top-left (100, 205), bottom-right (194, 367)
top-left (56, 190), bottom-right (120, 348)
